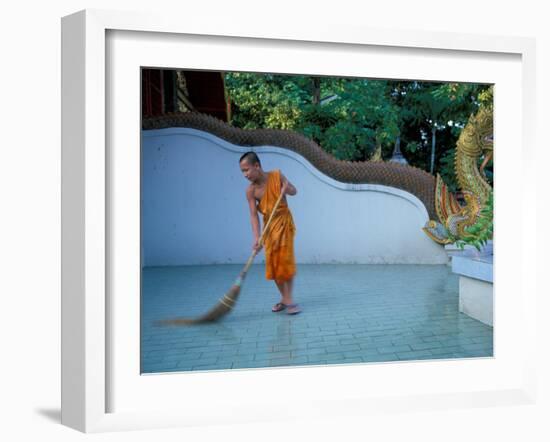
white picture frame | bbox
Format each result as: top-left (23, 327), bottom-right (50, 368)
top-left (61, 9), bottom-right (537, 433)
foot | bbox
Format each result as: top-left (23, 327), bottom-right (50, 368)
top-left (272, 302), bottom-right (287, 313)
top-left (286, 303), bottom-right (301, 315)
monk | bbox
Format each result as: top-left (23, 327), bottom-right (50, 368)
top-left (239, 152), bottom-right (301, 315)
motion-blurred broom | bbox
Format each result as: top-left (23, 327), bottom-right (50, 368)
top-left (156, 191), bottom-right (285, 326)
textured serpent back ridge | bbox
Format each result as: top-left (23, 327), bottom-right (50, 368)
top-left (143, 112), bottom-right (437, 219)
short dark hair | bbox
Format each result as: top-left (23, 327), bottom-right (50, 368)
top-left (239, 151), bottom-right (261, 166)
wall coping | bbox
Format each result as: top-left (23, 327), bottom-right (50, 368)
top-left (451, 254), bottom-right (493, 283)
top-left (142, 127), bottom-right (430, 220)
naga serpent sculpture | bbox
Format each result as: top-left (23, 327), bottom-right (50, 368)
top-left (422, 103), bottom-right (493, 244)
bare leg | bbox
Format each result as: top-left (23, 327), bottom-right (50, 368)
top-left (273, 277), bottom-right (299, 313)
top-left (285, 277), bottom-right (294, 305)
top-left (275, 277), bottom-right (295, 305)
top-left (274, 279), bottom-right (289, 304)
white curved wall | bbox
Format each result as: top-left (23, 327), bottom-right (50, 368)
top-left (141, 128), bottom-right (447, 266)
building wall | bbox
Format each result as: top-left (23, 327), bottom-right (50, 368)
top-left (141, 128), bottom-right (448, 266)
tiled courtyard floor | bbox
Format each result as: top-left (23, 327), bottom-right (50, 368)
top-left (141, 264), bottom-right (493, 374)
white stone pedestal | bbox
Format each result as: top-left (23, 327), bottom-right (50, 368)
top-left (458, 276), bottom-right (493, 326)
top-left (451, 251), bottom-right (493, 326)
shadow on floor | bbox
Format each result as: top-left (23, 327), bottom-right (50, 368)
top-left (35, 408), bottom-right (61, 423)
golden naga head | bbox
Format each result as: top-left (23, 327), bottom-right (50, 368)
top-left (458, 104), bottom-right (494, 159)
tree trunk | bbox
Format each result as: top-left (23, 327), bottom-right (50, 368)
top-left (371, 141), bottom-right (383, 162)
top-left (312, 77), bottom-right (321, 105)
top-left (430, 125), bottom-right (436, 174)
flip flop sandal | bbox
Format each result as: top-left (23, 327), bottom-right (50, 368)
top-left (286, 304), bottom-right (301, 315)
top-left (272, 302), bottom-right (287, 313)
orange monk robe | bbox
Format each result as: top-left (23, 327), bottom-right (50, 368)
top-left (257, 170), bottom-right (296, 281)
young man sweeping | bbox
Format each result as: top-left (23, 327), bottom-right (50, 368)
top-left (239, 152), bottom-right (301, 315)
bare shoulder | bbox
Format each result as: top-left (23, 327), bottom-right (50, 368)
top-left (245, 184), bottom-right (255, 199)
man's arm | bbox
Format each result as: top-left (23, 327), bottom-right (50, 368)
top-left (245, 186), bottom-right (262, 251)
top-left (280, 173), bottom-right (297, 196)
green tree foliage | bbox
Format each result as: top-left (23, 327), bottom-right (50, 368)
top-left (225, 73), bottom-right (306, 129)
top-left (224, 72), bottom-right (491, 184)
top-left (396, 82), bottom-right (491, 179)
top-left (299, 79), bottom-right (400, 161)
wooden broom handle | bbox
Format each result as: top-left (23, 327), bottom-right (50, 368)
top-left (258, 191), bottom-right (285, 246)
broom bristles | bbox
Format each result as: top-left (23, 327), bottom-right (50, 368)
top-left (155, 273), bottom-right (246, 326)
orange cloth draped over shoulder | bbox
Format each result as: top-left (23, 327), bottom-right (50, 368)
top-left (257, 170), bottom-right (296, 281)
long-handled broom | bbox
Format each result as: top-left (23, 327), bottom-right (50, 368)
top-left (156, 190), bottom-right (285, 326)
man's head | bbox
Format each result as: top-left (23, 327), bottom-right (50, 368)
top-left (239, 151), bottom-right (262, 182)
